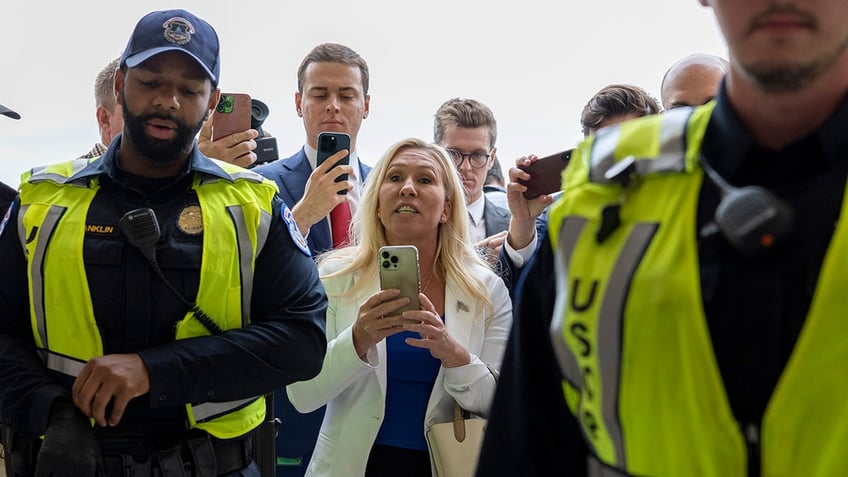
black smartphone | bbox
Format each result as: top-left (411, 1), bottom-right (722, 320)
top-left (517, 149), bottom-right (573, 200)
top-left (317, 132), bottom-right (351, 195)
top-left (378, 245), bottom-right (421, 314)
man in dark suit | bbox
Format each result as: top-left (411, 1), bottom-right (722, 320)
top-left (433, 98), bottom-right (510, 265)
top-left (253, 42), bottom-right (371, 476)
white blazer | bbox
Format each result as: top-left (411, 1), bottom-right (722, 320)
top-left (287, 261), bottom-right (513, 477)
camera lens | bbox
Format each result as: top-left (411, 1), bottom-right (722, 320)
top-left (390, 255), bottom-right (398, 264)
top-left (381, 251), bottom-right (389, 259)
top-left (382, 261), bottom-right (390, 269)
top-left (250, 99), bottom-right (269, 127)
top-left (216, 95), bottom-right (233, 113)
top-left (320, 134), bottom-right (337, 152)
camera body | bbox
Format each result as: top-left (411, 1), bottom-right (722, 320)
top-left (249, 99), bottom-right (279, 166)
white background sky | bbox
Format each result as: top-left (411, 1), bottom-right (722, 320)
top-left (0, 0), bottom-right (726, 188)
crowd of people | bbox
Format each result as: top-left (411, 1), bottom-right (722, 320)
top-left (3, 0), bottom-right (848, 476)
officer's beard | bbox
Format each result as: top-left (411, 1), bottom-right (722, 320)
top-left (741, 3), bottom-right (848, 93)
top-left (120, 95), bottom-right (205, 165)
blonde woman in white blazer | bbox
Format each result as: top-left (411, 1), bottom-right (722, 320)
top-left (287, 138), bottom-right (513, 477)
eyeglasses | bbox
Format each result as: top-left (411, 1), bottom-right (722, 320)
top-left (446, 148), bottom-right (491, 169)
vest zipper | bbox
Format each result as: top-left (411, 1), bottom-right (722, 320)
top-left (744, 422), bottom-right (761, 476)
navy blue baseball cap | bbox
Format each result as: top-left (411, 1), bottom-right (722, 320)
top-left (0, 103), bottom-right (20, 120)
top-left (120, 9), bottom-right (220, 86)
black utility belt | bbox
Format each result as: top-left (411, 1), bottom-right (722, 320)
top-left (102, 431), bottom-right (252, 477)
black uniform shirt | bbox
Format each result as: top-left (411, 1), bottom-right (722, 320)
top-left (0, 138), bottom-right (328, 439)
top-left (699, 82), bottom-right (848, 428)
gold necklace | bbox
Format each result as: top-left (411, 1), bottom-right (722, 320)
top-left (421, 270), bottom-right (437, 293)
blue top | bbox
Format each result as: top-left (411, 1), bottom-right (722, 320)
top-left (374, 319), bottom-right (443, 451)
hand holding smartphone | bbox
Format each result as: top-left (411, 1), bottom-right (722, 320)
top-left (378, 245), bottom-right (420, 314)
top-left (317, 132), bottom-right (351, 195)
top-left (517, 149), bottom-right (573, 200)
top-left (211, 93), bottom-right (252, 140)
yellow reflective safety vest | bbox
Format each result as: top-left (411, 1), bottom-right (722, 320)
top-left (18, 158), bottom-right (277, 439)
top-left (547, 104), bottom-right (848, 476)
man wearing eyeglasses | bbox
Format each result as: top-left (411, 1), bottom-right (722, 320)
top-left (433, 98), bottom-right (510, 262)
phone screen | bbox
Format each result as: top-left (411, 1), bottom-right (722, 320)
top-left (317, 132), bottom-right (351, 195)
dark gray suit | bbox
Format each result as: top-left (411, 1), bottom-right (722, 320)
top-left (483, 197), bottom-right (511, 236)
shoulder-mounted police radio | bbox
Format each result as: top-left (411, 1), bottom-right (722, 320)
top-left (699, 155), bottom-right (795, 258)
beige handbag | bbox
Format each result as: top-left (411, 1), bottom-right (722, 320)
top-left (425, 401), bottom-right (488, 477)
top-left (425, 365), bottom-right (496, 477)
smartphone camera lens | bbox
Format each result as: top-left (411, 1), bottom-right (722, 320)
top-left (216, 95), bottom-right (234, 114)
top-left (381, 251), bottom-right (389, 259)
top-left (320, 134), bottom-right (337, 152)
top-left (381, 260), bottom-right (390, 269)
top-left (390, 255), bottom-right (398, 264)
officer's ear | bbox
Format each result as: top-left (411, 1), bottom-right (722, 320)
top-left (208, 88), bottom-right (221, 118)
top-left (114, 69), bottom-right (125, 106)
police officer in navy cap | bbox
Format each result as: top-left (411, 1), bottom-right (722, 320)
top-left (0, 9), bottom-right (327, 477)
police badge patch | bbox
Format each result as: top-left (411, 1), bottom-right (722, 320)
top-left (163, 16), bottom-right (196, 45)
top-left (177, 204), bottom-right (203, 235)
top-left (283, 205), bottom-right (310, 256)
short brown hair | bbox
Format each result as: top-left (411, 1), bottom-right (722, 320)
top-left (580, 84), bottom-right (660, 136)
top-left (297, 43), bottom-right (369, 95)
top-left (433, 98), bottom-right (497, 150)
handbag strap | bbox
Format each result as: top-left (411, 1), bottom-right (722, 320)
top-left (450, 363), bottom-right (498, 442)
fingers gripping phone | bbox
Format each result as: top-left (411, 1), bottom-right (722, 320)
top-left (317, 132), bottom-right (351, 195)
top-left (517, 148), bottom-right (574, 199)
top-left (212, 93), bottom-right (252, 140)
top-left (378, 245), bottom-right (421, 314)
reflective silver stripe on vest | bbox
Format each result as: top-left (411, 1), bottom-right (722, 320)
top-left (193, 396), bottom-right (259, 423)
top-left (589, 107), bottom-right (692, 184)
top-left (589, 126), bottom-right (624, 184)
top-left (588, 455), bottom-right (633, 477)
top-left (227, 205), bottom-right (259, 327)
top-left (28, 159), bottom-right (91, 184)
top-left (201, 169), bottom-right (266, 185)
top-left (21, 204), bottom-right (65, 349)
top-left (35, 313), bottom-right (260, 424)
top-left (551, 217), bottom-right (589, 391)
top-left (38, 350), bottom-right (86, 377)
top-left (227, 170), bottom-right (265, 183)
top-left (653, 107), bottom-right (691, 173)
top-left (598, 222), bottom-right (657, 468)
top-left (255, 208), bottom-right (272, 258)
top-left (551, 216), bottom-right (658, 470)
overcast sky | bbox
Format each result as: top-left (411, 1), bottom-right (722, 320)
top-left (0, 0), bottom-right (726, 188)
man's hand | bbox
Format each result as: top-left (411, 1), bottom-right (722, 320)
top-left (476, 230), bottom-right (508, 267)
top-left (506, 155), bottom-right (555, 250)
top-left (71, 354), bottom-right (150, 428)
top-left (291, 149), bottom-right (355, 234)
top-left (35, 400), bottom-right (103, 477)
top-left (198, 114), bottom-right (260, 168)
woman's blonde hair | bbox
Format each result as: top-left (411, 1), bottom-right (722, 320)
top-left (317, 138), bottom-right (492, 313)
